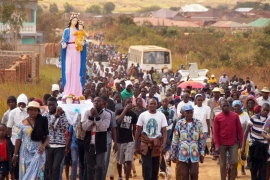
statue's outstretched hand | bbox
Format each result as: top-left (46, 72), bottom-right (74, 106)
top-left (62, 43), bottom-right (67, 49)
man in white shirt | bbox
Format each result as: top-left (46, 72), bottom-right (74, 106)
top-left (219, 73), bottom-right (229, 84)
top-left (193, 94), bottom-right (211, 137)
top-left (134, 98), bottom-right (168, 180)
top-left (177, 92), bottom-right (193, 118)
top-left (159, 78), bottom-right (169, 96)
top-left (7, 93), bottom-right (28, 180)
top-left (256, 87), bottom-right (270, 106)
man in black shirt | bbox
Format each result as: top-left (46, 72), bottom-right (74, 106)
top-left (115, 98), bottom-right (137, 180)
top-left (100, 87), bottom-right (115, 112)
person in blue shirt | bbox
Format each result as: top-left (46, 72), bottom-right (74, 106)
top-left (67, 125), bottom-right (78, 180)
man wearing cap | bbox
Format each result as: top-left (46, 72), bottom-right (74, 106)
top-left (171, 105), bottom-right (206, 180)
top-left (208, 74), bottom-right (217, 84)
top-left (160, 78), bottom-right (169, 95)
top-left (1, 96), bottom-right (17, 124)
top-left (51, 84), bottom-right (62, 100)
top-left (214, 99), bottom-right (243, 180)
top-left (256, 87), bottom-right (270, 106)
top-left (7, 93), bottom-right (28, 179)
top-left (121, 81), bottom-right (134, 101)
top-left (176, 92), bottom-right (192, 118)
top-left (219, 73), bottom-right (229, 84)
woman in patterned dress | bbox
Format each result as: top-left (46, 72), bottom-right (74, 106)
top-left (12, 101), bottom-right (49, 180)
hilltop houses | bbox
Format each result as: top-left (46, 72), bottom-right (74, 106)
top-left (132, 4), bottom-right (270, 29)
top-left (0, 0), bottom-right (43, 45)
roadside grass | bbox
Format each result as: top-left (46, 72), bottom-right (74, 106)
top-left (0, 65), bottom-right (61, 118)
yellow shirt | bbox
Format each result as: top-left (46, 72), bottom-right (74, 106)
top-left (208, 78), bottom-right (217, 84)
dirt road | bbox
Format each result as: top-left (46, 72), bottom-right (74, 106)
top-left (105, 155), bottom-right (251, 180)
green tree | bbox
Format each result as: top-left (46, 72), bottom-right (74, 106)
top-left (0, 0), bottom-right (29, 50)
top-left (137, 5), bottom-right (160, 13)
top-left (116, 15), bottom-right (135, 25)
top-left (169, 7), bottom-right (180, 11)
top-left (216, 4), bottom-right (228, 11)
top-left (103, 2), bottom-right (115, 14)
top-left (37, 5), bottom-right (43, 14)
top-left (36, 12), bottom-right (63, 42)
top-left (49, 3), bottom-right (59, 13)
top-left (63, 2), bottom-right (74, 13)
top-left (85, 4), bottom-right (101, 14)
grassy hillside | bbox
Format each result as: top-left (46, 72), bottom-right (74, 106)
top-left (39, 0), bottom-right (250, 12)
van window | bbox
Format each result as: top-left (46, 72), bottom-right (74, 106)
top-left (143, 51), bottom-right (170, 64)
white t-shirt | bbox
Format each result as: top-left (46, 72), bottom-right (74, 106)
top-left (219, 76), bottom-right (229, 83)
top-left (193, 105), bottom-right (211, 133)
top-left (137, 111), bottom-right (168, 138)
top-left (177, 101), bottom-right (193, 118)
top-left (7, 107), bottom-right (28, 144)
top-left (256, 96), bottom-right (270, 106)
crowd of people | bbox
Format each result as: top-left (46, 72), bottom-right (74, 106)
top-left (1, 35), bottom-right (270, 180)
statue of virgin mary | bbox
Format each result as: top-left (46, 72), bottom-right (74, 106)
top-left (61, 13), bottom-right (87, 96)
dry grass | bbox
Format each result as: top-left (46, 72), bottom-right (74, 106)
top-left (172, 53), bottom-right (270, 89)
top-left (0, 65), bottom-right (61, 118)
top-left (39, 0), bottom-right (240, 12)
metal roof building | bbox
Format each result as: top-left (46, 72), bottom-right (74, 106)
top-left (248, 18), bottom-right (270, 27)
top-left (180, 4), bottom-right (208, 13)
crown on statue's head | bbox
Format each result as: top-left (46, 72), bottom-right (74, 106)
top-left (70, 12), bottom-right (80, 20)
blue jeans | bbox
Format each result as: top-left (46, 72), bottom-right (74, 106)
top-left (103, 143), bottom-right (112, 180)
top-left (71, 147), bottom-right (79, 180)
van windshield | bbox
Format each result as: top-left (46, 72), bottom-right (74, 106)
top-left (143, 51), bottom-right (170, 64)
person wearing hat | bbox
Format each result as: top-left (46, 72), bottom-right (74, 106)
top-left (208, 74), bottom-right (217, 84)
top-left (160, 78), bottom-right (169, 96)
top-left (214, 99), bottom-right (243, 180)
top-left (121, 81), bottom-right (134, 101)
top-left (176, 92), bottom-right (193, 119)
top-left (219, 73), bottom-right (229, 84)
top-left (130, 76), bottom-right (135, 84)
top-left (171, 105), bottom-right (206, 180)
top-left (256, 87), bottom-right (270, 106)
top-left (1, 96), bottom-right (17, 125)
top-left (12, 101), bottom-right (49, 180)
top-left (51, 84), bottom-right (61, 100)
top-left (243, 95), bottom-right (258, 118)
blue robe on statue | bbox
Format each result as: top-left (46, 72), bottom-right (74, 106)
top-left (60, 28), bottom-right (86, 90)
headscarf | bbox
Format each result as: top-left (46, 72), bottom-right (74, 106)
top-left (243, 95), bottom-right (258, 109)
top-left (232, 100), bottom-right (242, 108)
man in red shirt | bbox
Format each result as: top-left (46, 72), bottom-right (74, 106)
top-left (214, 99), bottom-right (243, 180)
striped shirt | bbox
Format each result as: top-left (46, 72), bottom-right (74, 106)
top-left (249, 114), bottom-right (268, 144)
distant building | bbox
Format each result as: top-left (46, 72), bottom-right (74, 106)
top-left (0, 0), bottom-right (43, 44)
top-left (180, 4), bottom-right (208, 16)
top-left (248, 18), bottom-right (270, 28)
top-left (235, 8), bottom-right (256, 17)
top-left (133, 17), bottom-right (200, 28)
